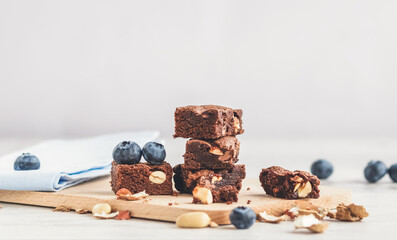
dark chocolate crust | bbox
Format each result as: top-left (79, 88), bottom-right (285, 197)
top-left (183, 136), bottom-right (240, 170)
top-left (173, 164), bottom-right (246, 203)
top-left (259, 166), bottom-right (320, 199)
top-left (110, 161), bottom-right (173, 195)
top-left (173, 105), bottom-right (244, 139)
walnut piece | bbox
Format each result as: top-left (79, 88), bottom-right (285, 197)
top-left (336, 203), bottom-right (369, 222)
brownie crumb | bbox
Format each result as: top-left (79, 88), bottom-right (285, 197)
top-left (247, 200), bottom-right (251, 204)
top-left (246, 187), bottom-right (250, 191)
top-left (226, 201), bottom-right (232, 205)
top-left (168, 202), bottom-right (173, 206)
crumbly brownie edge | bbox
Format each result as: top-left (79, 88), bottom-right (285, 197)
top-left (259, 166), bottom-right (320, 199)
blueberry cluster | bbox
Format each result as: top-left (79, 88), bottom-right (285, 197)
top-left (14, 153), bottom-right (40, 171)
top-left (364, 160), bottom-right (397, 183)
top-left (310, 158), bottom-right (397, 183)
top-left (112, 141), bottom-right (166, 165)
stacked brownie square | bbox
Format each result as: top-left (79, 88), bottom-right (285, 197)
top-left (173, 105), bottom-right (246, 203)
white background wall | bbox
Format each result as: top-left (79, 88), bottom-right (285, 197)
top-left (1, 0), bottom-right (397, 139)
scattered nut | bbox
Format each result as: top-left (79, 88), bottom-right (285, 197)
top-left (168, 202), bottom-right (173, 206)
top-left (327, 210), bottom-right (337, 219)
top-left (246, 187), bottom-right (250, 191)
top-left (308, 223), bottom-right (329, 233)
top-left (285, 207), bottom-right (299, 219)
top-left (92, 203), bottom-right (111, 215)
top-left (258, 210), bottom-right (290, 223)
top-left (296, 182), bottom-right (312, 198)
top-left (176, 212), bottom-right (211, 228)
top-left (211, 176), bottom-right (222, 184)
top-left (209, 146), bottom-right (223, 155)
top-left (149, 171), bottom-right (166, 184)
top-left (116, 189), bottom-right (149, 201)
top-left (115, 210), bottom-right (131, 220)
top-left (294, 214), bottom-right (320, 228)
top-left (247, 200), bottom-right (252, 204)
top-left (298, 208), bottom-right (327, 220)
top-left (336, 203), bottom-right (369, 222)
top-left (294, 215), bottom-right (328, 233)
top-left (75, 209), bottom-right (89, 214)
top-left (53, 206), bottom-right (71, 212)
top-left (192, 186), bottom-right (213, 204)
top-left (233, 116), bottom-right (240, 131)
top-left (209, 221), bottom-right (219, 228)
top-left (93, 211), bottom-right (119, 219)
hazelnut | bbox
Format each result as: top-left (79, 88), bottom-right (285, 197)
top-left (297, 181), bottom-right (312, 198)
top-left (149, 171), bottom-right (166, 184)
top-left (192, 186), bottom-right (213, 204)
top-left (291, 175), bottom-right (304, 183)
top-left (211, 176), bottom-right (223, 184)
top-left (92, 203), bottom-right (111, 215)
top-left (233, 116), bottom-right (240, 131)
top-left (218, 150), bottom-right (234, 161)
top-left (209, 146), bottom-right (223, 155)
top-left (117, 189), bottom-right (149, 201)
top-left (116, 188), bottom-right (133, 199)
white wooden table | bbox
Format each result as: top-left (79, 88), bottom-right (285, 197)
top-left (1, 137), bottom-right (396, 240)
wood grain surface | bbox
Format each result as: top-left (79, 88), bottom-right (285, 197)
top-left (0, 177), bottom-right (351, 224)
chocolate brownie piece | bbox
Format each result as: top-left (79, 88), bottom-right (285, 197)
top-left (173, 164), bottom-right (246, 202)
top-left (193, 185), bottom-right (241, 203)
top-left (183, 136), bottom-right (240, 170)
top-left (110, 161), bottom-right (173, 195)
top-left (174, 105), bottom-right (244, 139)
top-left (259, 166), bottom-right (320, 199)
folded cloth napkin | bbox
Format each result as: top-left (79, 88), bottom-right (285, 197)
top-left (0, 131), bottom-right (160, 191)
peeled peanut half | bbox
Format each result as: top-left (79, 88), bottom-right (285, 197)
top-left (176, 212), bottom-right (211, 228)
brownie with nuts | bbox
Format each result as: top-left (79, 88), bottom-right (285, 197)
top-left (259, 166), bottom-right (320, 199)
top-left (110, 161), bottom-right (173, 195)
top-left (173, 163), bottom-right (246, 202)
top-left (183, 136), bottom-right (240, 170)
top-left (174, 105), bottom-right (244, 139)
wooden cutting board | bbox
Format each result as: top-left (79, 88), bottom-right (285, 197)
top-left (0, 177), bottom-right (351, 224)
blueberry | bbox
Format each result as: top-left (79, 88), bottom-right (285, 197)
top-left (311, 159), bottom-right (333, 179)
top-left (389, 164), bottom-right (397, 182)
top-left (229, 206), bottom-right (256, 229)
top-left (112, 141), bottom-right (142, 165)
top-left (364, 160), bottom-right (387, 183)
top-left (14, 153), bottom-right (40, 171)
top-left (142, 142), bottom-right (166, 165)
